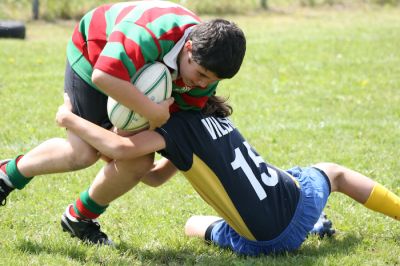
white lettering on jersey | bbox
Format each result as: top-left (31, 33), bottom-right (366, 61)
top-left (201, 117), bottom-right (235, 140)
top-left (217, 117), bottom-right (234, 133)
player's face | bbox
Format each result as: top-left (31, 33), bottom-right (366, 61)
top-left (178, 40), bottom-right (220, 88)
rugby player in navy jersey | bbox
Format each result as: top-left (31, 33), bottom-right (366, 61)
top-left (55, 95), bottom-right (400, 255)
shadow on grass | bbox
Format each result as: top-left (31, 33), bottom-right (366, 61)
top-left (294, 234), bottom-right (362, 256)
top-left (15, 233), bottom-right (363, 264)
top-left (16, 239), bottom-right (88, 264)
top-left (115, 234), bottom-right (364, 264)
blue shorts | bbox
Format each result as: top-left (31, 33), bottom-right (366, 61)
top-left (209, 166), bottom-right (331, 256)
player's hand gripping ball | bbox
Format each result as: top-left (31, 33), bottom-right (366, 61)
top-left (107, 62), bottom-right (172, 131)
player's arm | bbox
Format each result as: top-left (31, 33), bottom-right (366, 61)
top-left (92, 69), bottom-right (173, 129)
top-left (56, 100), bottom-right (166, 160)
top-left (141, 158), bottom-right (178, 187)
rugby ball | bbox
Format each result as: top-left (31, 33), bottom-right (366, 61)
top-left (107, 62), bottom-right (172, 131)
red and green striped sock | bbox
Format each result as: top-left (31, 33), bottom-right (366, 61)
top-left (70, 190), bottom-right (108, 220)
top-left (3, 155), bottom-right (33, 190)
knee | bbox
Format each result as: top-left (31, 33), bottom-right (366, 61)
top-left (313, 162), bottom-right (345, 192)
top-left (67, 146), bottom-right (99, 170)
top-left (109, 155), bottom-right (154, 182)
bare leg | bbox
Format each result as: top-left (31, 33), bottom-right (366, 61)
top-left (59, 154), bottom-right (155, 245)
top-left (185, 215), bottom-right (222, 238)
top-left (17, 130), bottom-right (100, 177)
top-left (314, 162), bottom-right (375, 203)
top-left (314, 162), bottom-right (400, 220)
top-left (88, 153), bottom-right (155, 205)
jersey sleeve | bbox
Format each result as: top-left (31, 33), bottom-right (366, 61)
top-left (155, 119), bottom-right (193, 171)
top-left (94, 22), bottom-right (160, 81)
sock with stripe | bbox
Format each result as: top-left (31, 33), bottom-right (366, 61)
top-left (70, 189), bottom-right (108, 220)
top-left (364, 183), bottom-right (400, 221)
top-left (0, 155), bottom-right (33, 189)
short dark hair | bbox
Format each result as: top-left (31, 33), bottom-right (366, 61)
top-left (189, 19), bottom-right (246, 79)
top-left (202, 95), bottom-right (233, 118)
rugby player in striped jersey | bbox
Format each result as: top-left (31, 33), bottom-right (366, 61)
top-left (0, 2), bottom-right (246, 243)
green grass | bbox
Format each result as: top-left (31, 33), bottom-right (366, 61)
top-left (1, 0), bottom-right (399, 20)
top-left (1, 8), bottom-right (400, 265)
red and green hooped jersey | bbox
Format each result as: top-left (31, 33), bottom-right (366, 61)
top-left (67, 1), bottom-right (216, 111)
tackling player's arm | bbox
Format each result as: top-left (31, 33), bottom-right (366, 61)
top-left (92, 69), bottom-right (173, 129)
top-left (141, 158), bottom-right (178, 187)
top-left (56, 100), bottom-right (166, 160)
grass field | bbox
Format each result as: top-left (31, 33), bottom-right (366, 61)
top-left (1, 8), bottom-right (400, 265)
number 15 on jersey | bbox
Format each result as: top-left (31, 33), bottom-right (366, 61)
top-left (231, 141), bottom-right (278, 200)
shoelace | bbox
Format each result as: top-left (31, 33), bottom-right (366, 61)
top-left (80, 220), bottom-right (109, 243)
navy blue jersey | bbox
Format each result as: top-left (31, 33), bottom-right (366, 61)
top-left (156, 111), bottom-right (300, 241)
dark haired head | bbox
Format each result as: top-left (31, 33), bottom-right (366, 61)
top-left (189, 19), bottom-right (246, 79)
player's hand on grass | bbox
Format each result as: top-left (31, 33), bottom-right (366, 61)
top-left (149, 97), bottom-right (174, 130)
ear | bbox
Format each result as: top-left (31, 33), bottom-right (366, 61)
top-left (184, 40), bottom-right (192, 51)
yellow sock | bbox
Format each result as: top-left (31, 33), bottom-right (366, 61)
top-left (364, 183), bottom-right (400, 221)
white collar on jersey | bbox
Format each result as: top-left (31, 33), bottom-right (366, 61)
top-left (162, 26), bottom-right (194, 80)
